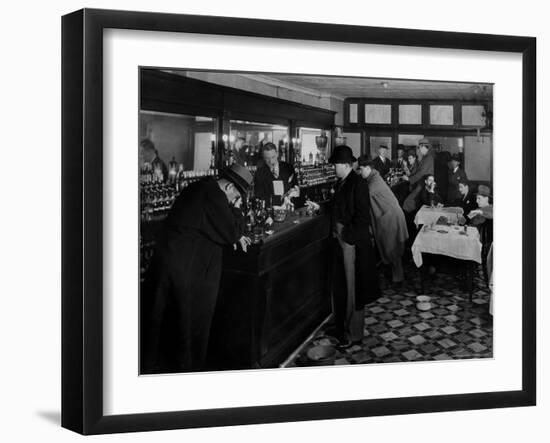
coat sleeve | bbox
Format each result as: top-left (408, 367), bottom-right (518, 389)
top-left (409, 154), bottom-right (434, 187)
top-left (342, 179), bottom-right (372, 245)
top-left (203, 187), bottom-right (244, 245)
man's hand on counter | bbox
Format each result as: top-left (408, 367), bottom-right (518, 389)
top-left (265, 216), bottom-right (274, 226)
top-left (287, 186), bottom-right (300, 198)
top-left (233, 236), bottom-right (252, 252)
top-left (305, 200), bottom-right (320, 212)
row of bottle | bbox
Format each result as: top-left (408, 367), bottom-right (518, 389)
top-left (296, 163), bottom-right (337, 187)
top-left (140, 183), bottom-right (179, 219)
top-left (140, 164), bottom-right (165, 184)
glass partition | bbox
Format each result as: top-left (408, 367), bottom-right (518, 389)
top-left (139, 110), bottom-right (217, 184)
top-left (229, 120), bottom-right (289, 170)
top-left (298, 127), bottom-right (331, 165)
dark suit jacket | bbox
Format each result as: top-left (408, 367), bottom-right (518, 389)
top-left (393, 157), bottom-right (407, 170)
top-left (371, 156), bottom-right (391, 178)
top-left (447, 167), bottom-right (468, 203)
top-left (253, 161), bottom-right (299, 206)
top-left (408, 149), bottom-right (435, 188)
top-left (330, 171), bottom-right (380, 308)
top-left (453, 190), bottom-right (477, 214)
top-left (419, 186), bottom-right (442, 207)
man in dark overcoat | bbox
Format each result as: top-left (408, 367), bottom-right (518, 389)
top-left (141, 164), bottom-right (253, 373)
top-left (447, 154), bottom-right (469, 203)
top-left (402, 139), bottom-right (435, 213)
top-left (329, 145), bottom-right (380, 348)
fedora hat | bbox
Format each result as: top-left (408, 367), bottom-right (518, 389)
top-left (220, 164), bottom-right (253, 195)
top-left (357, 155), bottom-right (373, 167)
top-left (476, 184), bottom-right (492, 198)
top-left (328, 145), bottom-right (357, 164)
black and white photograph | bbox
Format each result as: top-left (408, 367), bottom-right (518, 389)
top-left (138, 68), bottom-right (494, 375)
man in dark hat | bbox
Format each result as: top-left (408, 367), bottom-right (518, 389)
top-left (141, 164), bottom-right (253, 374)
top-left (447, 153), bottom-right (468, 203)
top-left (468, 184), bottom-right (493, 225)
top-left (370, 144), bottom-right (391, 178)
top-left (328, 146), bottom-right (380, 348)
top-left (253, 142), bottom-right (301, 207)
top-left (402, 138), bottom-right (435, 213)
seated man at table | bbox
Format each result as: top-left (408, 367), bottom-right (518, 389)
top-left (418, 174), bottom-right (443, 208)
top-left (453, 180), bottom-right (477, 214)
top-left (468, 184), bottom-right (493, 225)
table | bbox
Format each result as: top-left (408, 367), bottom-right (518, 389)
top-left (414, 205), bottom-right (464, 227)
top-left (411, 224), bottom-right (482, 301)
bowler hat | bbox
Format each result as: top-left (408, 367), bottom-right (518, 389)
top-left (357, 155), bottom-right (373, 167)
top-left (328, 145), bottom-right (357, 164)
top-left (220, 163), bottom-right (253, 195)
top-left (476, 184), bottom-right (492, 198)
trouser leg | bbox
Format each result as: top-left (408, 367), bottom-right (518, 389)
top-left (392, 259), bottom-right (405, 283)
top-left (340, 239), bottom-right (364, 343)
top-left (142, 272), bottom-right (171, 372)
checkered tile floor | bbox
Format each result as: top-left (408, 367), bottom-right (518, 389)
top-left (287, 258), bottom-right (493, 367)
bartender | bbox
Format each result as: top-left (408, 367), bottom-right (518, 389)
top-left (253, 142), bottom-right (302, 207)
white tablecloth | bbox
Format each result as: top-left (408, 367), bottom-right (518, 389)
top-left (414, 205), bottom-right (464, 227)
top-left (411, 225), bottom-right (482, 267)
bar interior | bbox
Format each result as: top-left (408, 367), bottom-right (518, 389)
top-left (139, 69), bottom-right (493, 373)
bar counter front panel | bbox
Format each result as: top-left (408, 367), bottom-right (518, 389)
top-left (208, 212), bottom-right (332, 370)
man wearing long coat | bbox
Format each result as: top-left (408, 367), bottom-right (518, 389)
top-left (329, 146), bottom-right (380, 347)
top-left (141, 165), bottom-right (252, 373)
top-left (402, 140), bottom-right (435, 213)
top-left (358, 159), bottom-right (409, 283)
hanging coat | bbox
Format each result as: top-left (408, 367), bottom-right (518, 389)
top-left (365, 170), bottom-right (409, 268)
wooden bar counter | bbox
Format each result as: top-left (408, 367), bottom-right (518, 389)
top-left (207, 211), bottom-right (332, 370)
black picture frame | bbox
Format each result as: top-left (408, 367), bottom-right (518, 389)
top-left (61, 8), bottom-right (536, 435)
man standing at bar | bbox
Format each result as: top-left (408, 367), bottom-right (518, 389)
top-left (142, 164), bottom-right (253, 374)
top-left (139, 138), bottom-right (169, 183)
top-left (328, 145), bottom-right (380, 348)
top-left (371, 144), bottom-right (391, 178)
top-left (254, 142), bottom-right (300, 207)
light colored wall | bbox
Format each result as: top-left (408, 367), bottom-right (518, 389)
top-left (180, 71), bottom-right (343, 124)
top-left (465, 135), bottom-right (492, 181)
